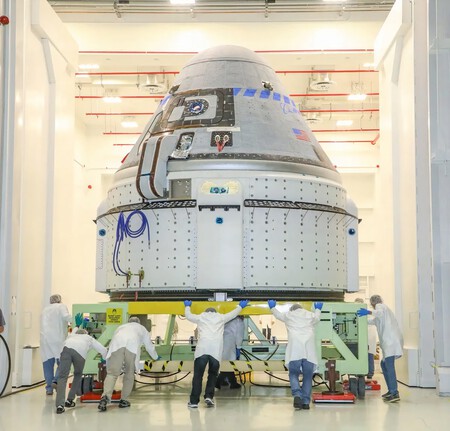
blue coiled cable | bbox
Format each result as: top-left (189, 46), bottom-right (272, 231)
top-left (113, 210), bottom-right (150, 276)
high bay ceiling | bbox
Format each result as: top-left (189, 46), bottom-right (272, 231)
top-left (47, 0), bottom-right (395, 165)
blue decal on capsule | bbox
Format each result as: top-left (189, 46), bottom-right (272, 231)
top-left (216, 217), bottom-right (224, 224)
top-left (210, 186), bottom-right (229, 194)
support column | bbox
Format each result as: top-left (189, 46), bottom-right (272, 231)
top-left (429, 0), bottom-right (450, 395)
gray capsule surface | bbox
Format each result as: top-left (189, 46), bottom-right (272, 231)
top-left (96, 45), bottom-right (359, 300)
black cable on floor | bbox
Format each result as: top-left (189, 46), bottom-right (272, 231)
top-left (135, 371), bottom-right (191, 385)
top-left (0, 334), bottom-right (11, 397)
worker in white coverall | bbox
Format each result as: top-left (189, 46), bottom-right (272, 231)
top-left (55, 324), bottom-right (107, 414)
top-left (268, 300), bottom-right (322, 410)
top-left (357, 294), bottom-right (403, 403)
top-left (98, 316), bottom-right (159, 412)
top-left (184, 300), bottom-right (249, 408)
top-left (355, 298), bottom-right (378, 379)
top-left (40, 294), bottom-right (72, 395)
top-left (216, 316), bottom-right (245, 389)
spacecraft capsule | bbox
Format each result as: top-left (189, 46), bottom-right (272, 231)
top-left (96, 45), bottom-right (359, 301)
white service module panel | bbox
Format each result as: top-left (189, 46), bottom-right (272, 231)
top-left (195, 178), bottom-right (243, 290)
top-left (97, 201), bottom-right (197, 292)
top-left (243, 175), bottom-right (348, 290)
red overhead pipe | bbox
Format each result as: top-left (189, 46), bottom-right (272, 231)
top-left (276, 69), bottom-right (377, 74)
top-left (292, 92), bottom-right (379, 97)
top-left (75, 68), bottom-right (377, 77)
top-left (104, 129), bottom-right (379, 136)
top-left (103, 132), bottom-right (141, 135)
top-left (112, 141), bottom-right (379, 147)
top-left (79, 50), bottom-right (198, 55)
top-left (319, 141), bottom-right (376, 144)
top-left (86, 112), bottom-right (154, 116)
top-left (79, 49), bottom-right (374, 55)
top-left (256, 49), bottom-right (374, 54)
top-left (301, 109), bottom-right (379, 113)
top-left (312, 128), bottom-right (379, 132)
top-left (87, 109), bottom-right (377, 117)
top-left (76, 71), bottom-right (179, 76)
top-left (334, 165), bottom-right (380, 169)
top-left (76, 93), bottom-right (378, 100)
top-left (371, 133), bottom-right (380, 145)
top-left (76, 95), bottom-right (163, 99)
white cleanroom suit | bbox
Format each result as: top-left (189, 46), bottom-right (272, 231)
top-left (185, 306), bottom-right (242, 362)
top-left (271, 307), bottom-right (321, 367)
top-left (40, 303), bottom-right (72, 362)
top-left (369, 303), bottom-right (403, 359)
top-left (101, 322), bottom-right (158, 408)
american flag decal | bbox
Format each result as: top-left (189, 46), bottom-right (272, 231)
top-left (292, 128), bottom-right (310, 142)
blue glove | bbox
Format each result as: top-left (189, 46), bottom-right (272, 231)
top-left (356, 308), bottom-right (370, 317)
top-left (268, 299), bottom-right (276, 309)
top-left (75, 313), bottom-right (83, 327)
top-left (314, 302), bottom-right (323, 310)
top-left (82, 317), bottom-right (89, 329)
top-left (184, 299), bottom-right (192, 307)
top-left (236, 348), bottom-right (241, 360)
top-left (239, 299), bottom-right (249, 309)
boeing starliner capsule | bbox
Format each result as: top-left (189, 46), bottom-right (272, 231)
top-left (95, 45), bottom-right (359, 301)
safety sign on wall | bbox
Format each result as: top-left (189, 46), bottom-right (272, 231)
top-left (106, 308), bottom-right (123, 324)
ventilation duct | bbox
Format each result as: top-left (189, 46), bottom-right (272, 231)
top-left (309, 72), bottom-right (335, 91)
top-left (139, 74), bottom-right (167, 94)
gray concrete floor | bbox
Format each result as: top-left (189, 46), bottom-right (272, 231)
top-left (1, 372), bottom-right (449, 431)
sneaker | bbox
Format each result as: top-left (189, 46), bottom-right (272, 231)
top-left (229, 383), bottom-right (241, 389)
top-left (65, 399), bottom-right (76, 408)
top-left (56, 406), bottom-right (65, 414)
top-left (302, 404), bottom-right (310, 410)
top-left (293, 396), bottom-right (302, 409)
top-left (118, 399), bottom-right (131, 408)
top-left (204, 398), bottom-right (215, 407)
top-left (52, 382), bottom-right (57, 390)
top-left (381, 391), bottom-right (391, 398)
top-left (384, 393), bottom-right (400, 403)
top-left (187, 402), bottom-right (198, 408)
top-left (46, 390), bottom-right (53, 396)
top-left (98, 396), bottom-right (108, 412)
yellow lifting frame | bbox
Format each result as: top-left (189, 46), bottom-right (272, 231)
top-left (128, 301), bottom-right (315, 316)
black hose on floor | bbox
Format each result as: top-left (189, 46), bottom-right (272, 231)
top-left (0, 334), bottom-right (12, 397)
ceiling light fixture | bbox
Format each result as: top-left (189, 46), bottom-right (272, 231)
top-left (121, 117), bottom-right (138, 128)
top-left (103, 96), bottom-right (122, 103)
top-left (348, 82), bottom-right (367, 101)
top-left (336, 120), bottom-right (353, 126)
top-left (347, 93), bottom-right (367, 101)
top-left (170, 0), bottom-right (195, 5)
